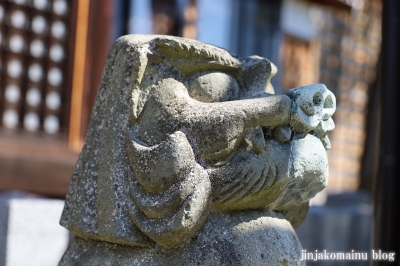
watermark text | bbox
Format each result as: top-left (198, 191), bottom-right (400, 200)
top-left (300, 250), bottom-right (396, 262)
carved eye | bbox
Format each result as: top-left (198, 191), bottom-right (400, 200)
top-left (188, 72), bottom-right (240, 103)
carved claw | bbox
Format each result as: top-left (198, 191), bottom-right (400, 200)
top-left (127, 164), bottom-right (211, 249)
top-left (125, 127), bottom-right (212, 248)
top-left (126, 128), bottom-right (196, 192)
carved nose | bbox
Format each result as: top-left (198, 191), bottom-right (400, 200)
top-left (313, 88), bottom-right (336, 121)
top-left (294, 84), bottom-right (336, 120)
top-left (284, 84), bottom-right (336, 135)
top-left (322, 92), bottom-right (335, 120)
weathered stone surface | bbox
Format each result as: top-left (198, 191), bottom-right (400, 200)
top-left (59, 34), bottom-right (335, 265)
top-left (60, 211), bottom-right (302, 266)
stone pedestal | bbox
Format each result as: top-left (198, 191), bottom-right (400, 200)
top-left (60, 210), bottom-right (303, 266)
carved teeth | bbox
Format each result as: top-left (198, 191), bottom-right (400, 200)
top-left (321, 135), bottom-right (331, 150)
top-left (271, 125), bottom-right (330, 150)
top-left (314, 118), bottom-right (335, 139)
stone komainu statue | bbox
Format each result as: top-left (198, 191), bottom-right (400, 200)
top-left (59, 35), bottom-right (335, 265)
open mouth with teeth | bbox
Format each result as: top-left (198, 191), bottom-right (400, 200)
top-left (271, 123), bottom-right (333, 151)
top-left (311, 127), bottom-right (333, 150)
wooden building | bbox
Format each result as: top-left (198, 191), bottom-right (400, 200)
top-left (0, 0), bottom-right (381, 197)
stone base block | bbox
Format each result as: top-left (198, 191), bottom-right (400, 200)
top-left (60, 210), bottom-right (303, 266)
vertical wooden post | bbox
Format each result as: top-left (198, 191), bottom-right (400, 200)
top-left (68, 0), bottom-right (91, 151)
top-left (373, 0), bottom-right (400, 264)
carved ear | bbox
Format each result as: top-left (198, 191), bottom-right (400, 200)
top-left (238, 56), bottom-right (277, 95)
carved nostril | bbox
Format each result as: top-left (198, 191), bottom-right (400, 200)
top-left (313, 92), bottom-right (323, 106)
top-left (324, 94), bottom-right (334, 108)
top-left (322, 93), bottom-right (336, 120)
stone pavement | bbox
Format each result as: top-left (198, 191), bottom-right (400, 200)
top-left (0, 191), bottom-right (69, 266)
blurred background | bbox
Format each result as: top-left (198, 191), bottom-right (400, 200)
top-left (0, 0), bottom-right (398, 265)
